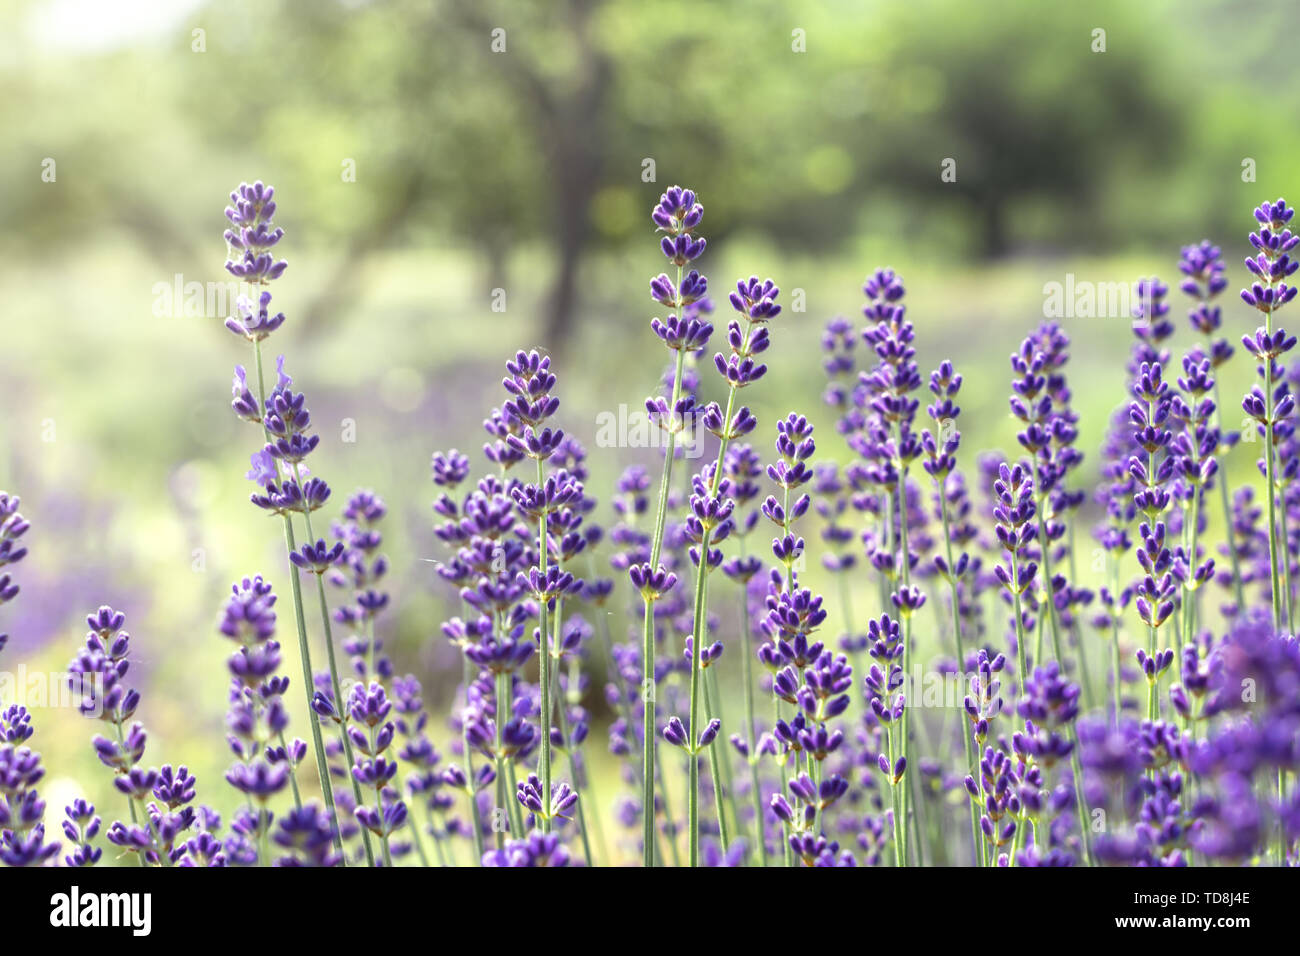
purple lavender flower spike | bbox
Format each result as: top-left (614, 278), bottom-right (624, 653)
top-left (224, 181), bottom-right (288, 286)
top-left (0, 493), bottom-right (29, 643)
top-left (0, 698), bottom-right (60, 867)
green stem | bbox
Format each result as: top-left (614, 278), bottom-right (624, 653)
top-left (639, 348), bottom-right (687, 866)
top-left (684, 378), bottom-right (741, 867)
top-left (277, 730), bottom-right (303, 811)
top-left (372, 723), bottom-right (393, 867)
top-left (462, 656), bottom-right (486, 862)
top-left (424, 803), bottom-right (447, 866)
top-left (534, 456), bottom-right (553, 833)
top-left (555, 700), bottom-right (595, 865)
top-left (657, 748), bottom-right (683, 867)
top-left (504, 758), bottom-right (525, 841)
top-left (1263, 307), bottom-right (1285, 631)
top-left (1110, 557), bottom-right (1123, 726)
top-left (1035, 483), bottom-right (1091, 866)
top-left (1278, 489), bottom-right (1295, 633)
top-left (701, 672), bottom-right (731, 850)
top-left (494, 664), bottom-right (509, 851)
top-left (595, 606), bottom-right (664, 863)
top-left (737, 560), bottom-right (767, 866)
top-left (1209, 374), bottom-right (1247, 612)
top-left (113, 717), bottom-right (145, 867)
top-left (249, 339), bottom-right (344, 864)
top-left (302, 508), bottom-right (376, 868)
top-left (707, 665), bottom-right (742, 842)
top-left (886, 722), bottom-right (904, 865)
top-left (1012, 551), bottom-right (1029, 701)
top-left (937, 492), bottom-right (982, 866)
top-left (1067, 524), bottom-right (1094, 712)
top-left (891, 431), bottom-right (916, 867)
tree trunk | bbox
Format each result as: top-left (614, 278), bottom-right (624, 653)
top-left (544, 232), bottom-right (582, 355)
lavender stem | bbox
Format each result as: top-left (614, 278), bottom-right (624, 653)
top-left (249, 338), bottom-right (345, 863)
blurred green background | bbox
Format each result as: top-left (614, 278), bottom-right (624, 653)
top-left (1, 0), bottom-right (1297, 860)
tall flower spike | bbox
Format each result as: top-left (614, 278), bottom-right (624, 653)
top-left (0, 492), bottom-right (31, 655)
top-left (636, 186), bottom-right (715, 867)
top-left (224, 181), bottom-right (287, 285)
top-left (66, 607), bottom-right (200, 865)
top-left (219, 576), bottom-right (300, 863)
top-left (1240, 199), bottom-right (1298, 632)
top-left (220, 180), bottom-right (352, 865)
top-left (679, 270), bottom-right (782, 866)
top-left (0, 507), bottom-right (56, 867)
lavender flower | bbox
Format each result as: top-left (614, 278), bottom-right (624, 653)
top-left (66, 606), bottom-right (198, 866)
top-left (0, 493), bottom-right (30, 655)
top-left (219, 576), bottom-right (306, 864)
top-left (0, 705), bottom-right (58, 867)
top-left (1240, 199), bottom-right (1299, 633)
top-left (224, 181), bottom-right (287, 286)
top-left (221, 181), bottom-right (351, 863)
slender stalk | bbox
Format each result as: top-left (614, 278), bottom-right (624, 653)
top-left (810, 756), bottom-right (823, 841)
top-left (1277, 487), bottom-right (1295, 632)
top-left (277, 730), bottom-right (303, 810)
top-left (1034, 496), bottom-right (1095, 869)
top-left (878, 463), bottom-right (909, 868)
top-left (1278, 768), bottom-right (1289, 865)
top-left (555, 699), bottom-right (595, 865)
top-left (134, 794), bottom-right (170, 867)
top-left (545, 563), bottom-right (595, 863)
top-left (701, 671), bottom-right (731, 849)
top-left (369, 721), bottom-right (393, 867)
top-left (1012, 552), bottom-right (1029, 702)
top-left (1036, 488), bottom-right (1067, 668)
top-left (424, 803), bottom-right (448, 867)
top-left (684, 376), bottom-right (742, 866)
top-left (494, 666), bottom-right (509, 851)
top-left (657, 747), bottom-right (684, 867)
top-left (504, 759), bottom-right (525, 841)
top-left (534, 457), bottom-right (554, 833)
top-left (595, 605), bottom-right (664, 863)
top-left (1184, 488), bottom-right (1203, 651)
top-left (639, 604), bottom-right (659, 864)
top-left (1263, 308), bottom-right (1285, 631)
top-left (493, 643), bottom-right (526, 842)
top-left (1066, 525), bottom-right (1096, 712)
top-left (302, 506), bottom-right (377, 868)
top-left (249, 340), bottom-right (344, 862)
top-left (886, 721), bottom-right (904, 866)
top-left (1068, 746), bottom-right (1093, 864)
top-left (1008, 814), bottom-right (1023, 867)
top-left (112, 717), bottom-right (145, 867)
top-left (891, 431), bottom-right (917, 866)
top-left (1110, 558), bottom-right (1123, 726)
top-left (1033, 606), bottom-right (1046, 677)
top-left (686, 544), bottom-right (708, 867)
top-left (937, 493), bottom-right (982, 866)
top-left (1209, 374), bottom-right (1247, 612)
top-left (461, 656), bottom-right (486, 861)
top-left (737, 563), bottom-right (767, 866)
top-left (706, 664), bottom-right (742, 843)
top-left (409, 820), bottom-right (432, 867)
top-left (255, 804), bottom-right (271, 867)
top-left (640, 348), bottom-right (687, 866)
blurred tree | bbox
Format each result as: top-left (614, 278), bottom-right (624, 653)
top-left (862, 2), bottom-right (1184, 256)
top-left (3, 0), bottom-right (1297, 345)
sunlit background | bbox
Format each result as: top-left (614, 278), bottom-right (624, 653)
top-left (2, 0), bottom-right (1298, 862)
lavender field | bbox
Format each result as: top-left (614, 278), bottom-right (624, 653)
top-left (1, 0), bottom-right (1299, 886)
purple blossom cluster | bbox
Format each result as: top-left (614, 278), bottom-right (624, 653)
top-left (0, 505), bottom-right (57, 868)
top-left (5, 184), bottom-right (1300, 871)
